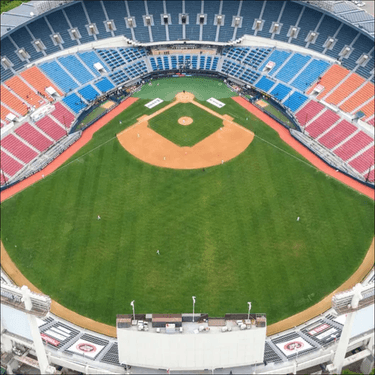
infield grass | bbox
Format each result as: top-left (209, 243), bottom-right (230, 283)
top-left (1, 79), bottom-right (374, 326)
top-left (148, 103), bottom-right (223, 147)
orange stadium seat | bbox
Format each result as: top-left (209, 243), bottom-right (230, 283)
top-left (307, 64), bottom-right (349, 100)
top-left (325, 73), bottom-right (365, 106)
top-left (340, 82), bottom-right (375, 114)
top-left (1, 86), bottom-right (28, 116)
top-left (21, 66), bottom-right (63, 100)
top-left (5, 76), bottom-right (45, 109)
top-left (356, 98), bottom-right (375, 120)
top-left (1, 104), bottom-right (16, 122)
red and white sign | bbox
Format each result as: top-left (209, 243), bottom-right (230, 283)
top-left (308, 323), bottom-right (330, 336)
top-left (265, 61), bottom-right (276, 70)
top-left (41, 333), bottom-right (60, 346)
top-left (67, 339), bottom-right (105, 359)
top-left (275, 337), bottom-right (313, 357)
top-left (313, 84), bottom-right (325, 93)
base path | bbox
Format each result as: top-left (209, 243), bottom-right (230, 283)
top-left (233, 97), bottom-right (374, 200)
top-left (1, 97), bottom-right (138, 203)
top-left (117, 92), bottom-right (254, 169)
top-left (1, 237), bottom-right (373, 337)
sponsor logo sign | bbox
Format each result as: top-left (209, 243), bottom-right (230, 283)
top-left (308, 323), bottom-right (330, 336)
top-left (41, 333), bottom-right (60, 347)
top-left (275, 337), bottom-right (313, 357)
top-left (67, 339), bottom-right (105, 359)
top-left (145, 98), bottom-right (163, 109)
top-left (207, 98), bottom-right (225, 108)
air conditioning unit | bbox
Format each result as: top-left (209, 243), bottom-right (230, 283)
top-left (145, 16), bottom-right (151, 26)
top-left (234, 17), bottom-right (241, 27)
top-left (107, 21), bottom-right (114, 31)
top-left (273, 23), bottom-right (280, 33)
top-left (163, 15), bottom-right (169, 25)
top-left (128, 18), bottom-right (134, 27)
top-left (34, 40), bottom-right (44, 51)
top-left (181, 14), bottom-right (187, 24)
top-left (71, 28), bottom-right (79, 39)
top-left (255, 20), bottom-right (262, 30)
top-left (53, 34), bottom-right (61, 44)
top-left (199, 15), bottom-right (205, 24)
top-left (18, 48), bottom-right (28, 59)
top-left (290, 26), bottom-right (298, 38)
top-left (217, 15), bottom-right (223, 25)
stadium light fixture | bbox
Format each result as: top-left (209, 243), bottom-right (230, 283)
top-left (192, 296), bottom-right (196, 322)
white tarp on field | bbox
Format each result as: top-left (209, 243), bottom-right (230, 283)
top-left (145, 98), bottom-right (163, 109)
top-left (67, 339), bottom-right (105, 359)
top-left (207, 98), bottom-right (225, 108)
top-left (275, 337), bottom-right (313, 357)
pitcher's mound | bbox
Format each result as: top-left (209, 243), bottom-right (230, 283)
top-left (178, 117), bottom-right (193, 126)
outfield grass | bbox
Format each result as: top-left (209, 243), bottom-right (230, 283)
top-left (134, 77), bottom-right (237, 101)
top-left (148, 103), bottom-right (223, 147)
top-left (1, 80), bottom-right (374, 327)
top-left (1, 0), bottom-right (28, 14)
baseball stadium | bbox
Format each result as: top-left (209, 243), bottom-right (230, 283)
top-left (0, 0), bottom-right (374, 374)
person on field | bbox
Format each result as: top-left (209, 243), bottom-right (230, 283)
top-left (98, 215), bottom-right (101, 220)
top-left (156, 250), bottom-right (160, 255)
top-left (297, 217), bottom-right (300, 222)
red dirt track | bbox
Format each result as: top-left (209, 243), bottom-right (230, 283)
top-left (233, 97), bottom-right (374, 200)
top-left (1, 97), bottom-right (138, 203)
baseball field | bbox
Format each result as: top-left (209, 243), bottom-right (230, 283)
top-left (1, 77), bottom-right (374, 327)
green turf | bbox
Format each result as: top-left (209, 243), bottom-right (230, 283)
top-left (133, 77), bottom-right (237, 101)
top-left (261, 100), bottom-right (295, 128)
top-left (77, 106), bottom-right (107, 130)
top-left (148, 103), bottom-right (223, 147)
top-left (1, 0), bottom-right (28, 14)
top-left (1, 83), bottom-right (374, 327)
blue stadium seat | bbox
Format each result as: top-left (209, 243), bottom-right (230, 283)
top-left (290, 7), bottom-right (322, 47)
top-left (64, 2), bottom-right (95, 44)
top-left (166, 0), bottom-right (183, 41)
top-left (202, 1), bottom-right (220, 41)
top-left (343, 34), bottom-right (373, 75)
top-left (27, 18), bottom-right (61, 54)
top-left (236, 1), bottom-right (263, 37)
top-left (291, 59), bottom-right (330, 91)
top-left (40, 60), bottom-right (78, 92)
top-left (10, 27), bottom-right (44, 63)
top-left (78, 85), bottom-right (100, 101)
top-left (148, 0), bottom-right (167, 42)
top-left (185, 1), bottom-right (201, 41)
top-left (46, 10), bottom-right (78, 49)
top-left (270, 84), bottom-right (292, 101)
top-left (1, 65), bottom-right (13, 83)
top-left (309, 15), bottom-right (341, 53)
top-left (1, 37), bottom-right (26, 72)
top-left (255, 76), bottom-right (276, 92)
top-left (243, 48), bottom-right (272, 70)
top-left (128, 0), bottom-right (150, 43)
top-left (63, 93), bottom-right (87, 113)
top-left (95, 78), bottom-right (115, 93)
top-left (240, 69), bottom-right (260, 85)
top-left (257, 1), bottom-right (284, 39)
top-left (275, 53), bottom-right (311, 83)
top-left (259, 50), bottom-right (291, 73)
top-left (102, 1), bottom-right (133, 40)
top-left (273, 2), bottom-right (303, 43)
top-left (84, 1), bottom-right (111, 40)
top-left (58, 55), bottom-right (95, 85)
top-left (283, 91), bottom-right (308, 112)
top-left (219, 1), bottom-right (240, 42)
top-left (78, 51), bottom-right (108, 76)
top-left (325, 24), bottom-right (358, 59)
top-left (97, 49), bottom-right (126, 69)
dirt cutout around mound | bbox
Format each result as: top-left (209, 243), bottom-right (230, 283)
top-left (178, 116), bottom-right (193, 126)
top-left (1, 238), bottom-right (373, 338)
top-left (117, 92), bottom-right (254, 169)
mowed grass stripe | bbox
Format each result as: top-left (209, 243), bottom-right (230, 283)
top-left (1, 79), bottom-right (373, 325)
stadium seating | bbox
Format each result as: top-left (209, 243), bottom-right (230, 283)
top-left (273, 1), bottom-right (303, 43)
top-left (325, 73), bottom-right (365, 106)
top-left (51, 102), bottom-right (75, 128)
top-left (239, 69), bottom-right (261, 85)
top-left (128, 0), bottom-right (150, 43)
top-left (97, 49), bottom-right (127, 69)
top-left (243, 48), bottom-right (271, 69)
top-left (340, 83), bottom-right (375, 114)
top-left (237, 1), bottom-right (263, 37)
top-left (1, 65), bottom-right (14, 83)
top-left (35, 116), bottom-right (66, 141)
top-left (202, 1), bottom-right (219, 41)
top-left (325, 24), bottom-right (358, 60)
top-left (257, 1), bottom-right (285, 39)
top-left (62, 93), bottom-right (87, 114)
top-left (270, 84), bottom-right (292, 101)
top-left (283, 92), bottom-right (308, 112)
top-left (146, 0), bottom-right (167, 42)
top-left (78, 85), bottom-right (100, 102)
top-left (255, 77), bottom-right (275, 92)
top-left (21, 67), bottom-right (63, 100)
top-left (309, 15), bottom-right (341, 54)
top-left (46, 9), bottom-right (79, 49)
top-left (40, 61), bottom-right (78, 93)
top-left (63, 2), bottom-right (95, 44)
top-left (368, 118), bottom-right (375, 127)
top-left (119, 48), bottom-right (147, 64)
top-left (1, 86), bottom-right (28, 116)
top-left (259, 50), bottom-right (291, 74)
top-left (95, 78), bottom-right (115, 93)
top-left (185, 1), bottom-right (201, 41)
top-left (1, 37), bottom-right (27, 72)
top-left (333, 131), bottom-right (373, 161)
top-left (308, 64), bottom-right (350, 100)
top-left (78, 51), bottom-right (108, 76)
top-left (1, 134), bottom-right (38, 163)
top-left (1, 150), bottom-right (24, 177)
top-left (365, 169), bottom-right (374, 182)
top-left (27, 18), bottom-right (61, 54)
top-left (5, 76), bottom-right (45, 109)
top-left (275, 53), bottom-right (311, 83)
top-left (318, 120), bottom-right (357, 149)
top-left (1, 173), bottom-right (8, 186)
top-left (305, 109), bottom-right (340, 138)
top-left (15, 123), bottom-right (53, 152)
top-left (218, 0), bottom-right (239, 42)
top-left (109, 70), bottom-right (129, 85)
top-left (295, 100), bottom-right (325, 126)
top-left (9, 26), bottom-right (44, 62)
top-left (102, 1), bottom-right (133, 40)
top-left (291, 60), bottom-right (330, 92)
top-left (84, 1), bottom-right (111, 40)
top-left (349, 147), bottom-right (374, 174)
top-left (1, 105), bottom-right (16, 122)
top-left (58, 55), bottom-right (95, 85)
top-left (357, 99), bottom-right (375, 120)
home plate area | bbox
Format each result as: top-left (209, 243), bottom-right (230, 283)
top-left (117, 92), bottom-right (254, 169)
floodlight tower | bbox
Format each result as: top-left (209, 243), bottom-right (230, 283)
top-left (326, 282), bottom-right (375, 374)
